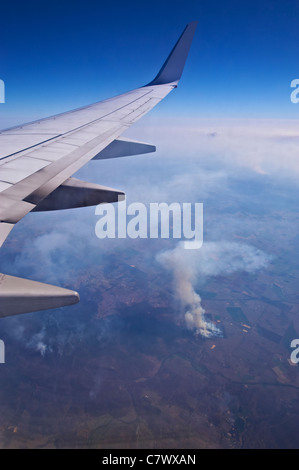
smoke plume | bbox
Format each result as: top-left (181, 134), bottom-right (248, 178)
top-left (157, 240), bottom-right (271, 337)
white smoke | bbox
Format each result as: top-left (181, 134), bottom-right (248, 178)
top-left (157, 240), bottom-right (271, 338)
top-left (26, 326), bottom-right (52, 356)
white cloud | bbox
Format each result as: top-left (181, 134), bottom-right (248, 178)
top-left (126, 116), bottom-right (299, 180)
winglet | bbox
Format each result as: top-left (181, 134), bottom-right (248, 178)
top-left (146, 21), bottom-right (198, 86)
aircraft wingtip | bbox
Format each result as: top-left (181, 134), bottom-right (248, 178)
top-left (146, 21), bottom-right (198, 86)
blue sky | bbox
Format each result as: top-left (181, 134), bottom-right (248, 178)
top-left (1, 0), bottom-right (299, 126)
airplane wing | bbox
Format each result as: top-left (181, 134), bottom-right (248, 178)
top-left (0, 21), bottom-right (198, 317)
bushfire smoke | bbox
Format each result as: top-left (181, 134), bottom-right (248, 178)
top-left (157, 240), bottom-right (271, 337)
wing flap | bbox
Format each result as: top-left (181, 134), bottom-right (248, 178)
top-left (93, 137), bottom-right (156, 160)
top-left (33, 177), bottom-right (125, 211)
